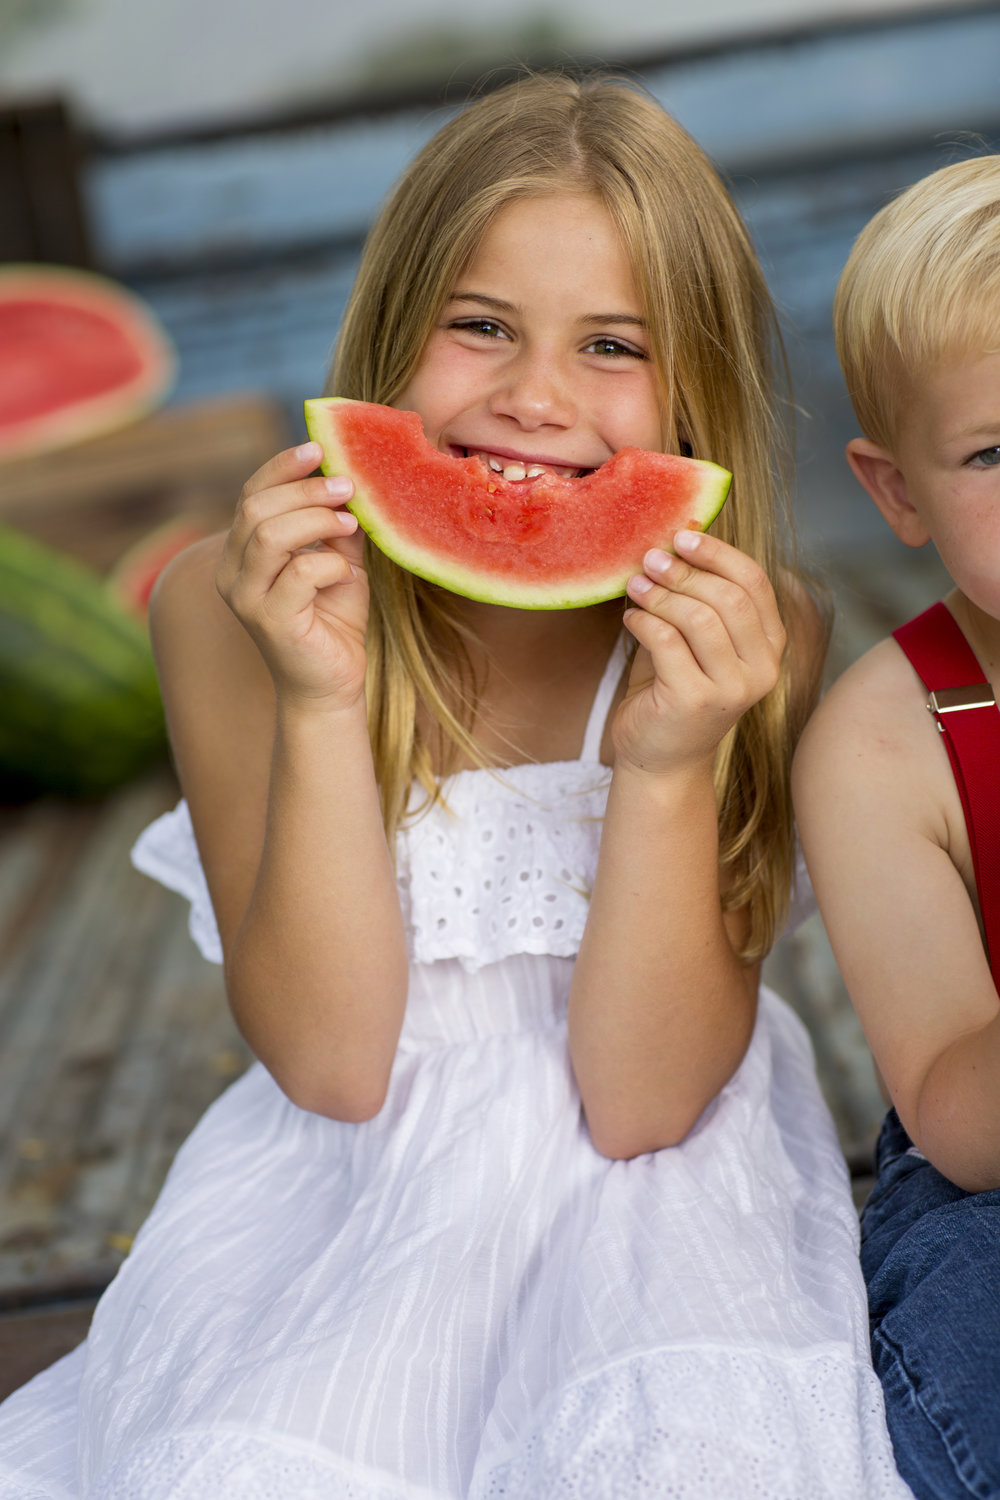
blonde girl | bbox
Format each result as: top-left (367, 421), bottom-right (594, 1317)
top-left (0, 72), bottom-right (908, 1500)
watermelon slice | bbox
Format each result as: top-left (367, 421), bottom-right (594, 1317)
top-left (108, 515), bottom-right (212, 620)
top-left (0, 264), bottom-right (176, 463)
top-left (303, 398), bottom-right (732, 610)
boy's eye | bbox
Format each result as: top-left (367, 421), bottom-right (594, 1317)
top-left (584, 336), bottom-right (646, 360)
top-left (971, 445), bottom-right (1000, 468)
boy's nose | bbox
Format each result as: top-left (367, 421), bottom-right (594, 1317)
top-left (488, 353), bottom-right (576, 429)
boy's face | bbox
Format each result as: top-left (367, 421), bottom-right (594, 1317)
top-left (854, 350), bottom-right (1000, 622)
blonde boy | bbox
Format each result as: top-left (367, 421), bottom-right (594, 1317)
top-left (793, 156), bottom-right (1000, 1500)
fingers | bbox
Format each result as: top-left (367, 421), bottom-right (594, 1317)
top-left (213, 442), bottom-right (369, 705)
top-left (623, 531), bottom-right (785, 699)
top-left (239, 440), bottom-right (327, 500)
top-left (218, 442), bottom-right (358, 601)
top-left (644, 532), bottom-right (784, 652)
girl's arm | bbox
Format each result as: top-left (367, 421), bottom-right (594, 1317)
top-left (568, 532), bottom-right (793, 1159)
top-left (150, 443), bottom-right (409, 1120)
top-left (793, 640), bottom-right (1000, 1193)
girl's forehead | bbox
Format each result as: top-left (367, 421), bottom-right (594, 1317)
top-left (457, 193), bottom-right (636, 287)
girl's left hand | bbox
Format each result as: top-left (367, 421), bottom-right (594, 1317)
top-left (616, 530), bottom-right (786, 775)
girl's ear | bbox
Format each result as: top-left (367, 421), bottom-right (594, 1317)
top-left (844, 438), bottom-right (931, 547)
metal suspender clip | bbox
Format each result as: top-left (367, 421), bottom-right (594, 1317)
top-left (927, 683), bottom-right (997, 730)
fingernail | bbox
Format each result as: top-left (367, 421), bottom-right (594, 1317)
top-left (324, 476), bottom-right (352, 497)
top-left (644, 548), bottom-right (672, 573)
top-left (674, 530), bottom-right (700, 552)
top-left (296, 442), bottom-right (321, 463)
top-left (627, 574), bottom-right (653, 596)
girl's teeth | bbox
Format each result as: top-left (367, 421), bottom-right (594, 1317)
top-left (473, 450), bottom-right (580, 480)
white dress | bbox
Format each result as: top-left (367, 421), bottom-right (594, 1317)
top-left (0, 640), bottom-right (911, 1500)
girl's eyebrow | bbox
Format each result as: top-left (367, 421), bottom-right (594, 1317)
top-left (448, 291), bottom-right (647, 327)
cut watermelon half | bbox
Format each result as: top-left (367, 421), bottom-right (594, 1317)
top-left (0, 264), bottom-right (176, 463)
top-left (304, 398), bottom-right (731, 610)
top-left (108, 515), bottom-right (211, 620)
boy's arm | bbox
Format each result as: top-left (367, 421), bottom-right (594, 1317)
top-left (793, 639), bottom-right (1000, 1192)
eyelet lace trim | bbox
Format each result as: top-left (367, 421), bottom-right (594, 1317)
top-left (131, 762), bottom-right (611, 972)
top-left (399, 763), bottom-right (610, 971)
top-left (81, 1346), bottom-right (906, 1499)
top-left (130, 768), bottom-right (814, 974)
top-left (87, 1430), bottom-right (437, 1500)
top-left (474, 1348), bottom-right (910, 1499)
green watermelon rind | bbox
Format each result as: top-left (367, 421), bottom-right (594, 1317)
top-left (304, 397), bottom-right (731, 610)
top-left (0, 521), bottom-right (167, 797)
top-left (0, 264), bottom-right (177, 464)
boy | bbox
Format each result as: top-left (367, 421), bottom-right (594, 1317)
top-left (792, 155), bottom-right (1000, 1500)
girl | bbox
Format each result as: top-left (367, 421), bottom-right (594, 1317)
top-left (0, 73), bottom-right (908, 1499)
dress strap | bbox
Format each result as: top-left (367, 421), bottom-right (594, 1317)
top-left (579, 632), bottom-right (630, 763)
top-left (893, 601), bottom-right (1000, 986)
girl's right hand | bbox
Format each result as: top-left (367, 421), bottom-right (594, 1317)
top-left (215, 441), bottom-right (368, 709)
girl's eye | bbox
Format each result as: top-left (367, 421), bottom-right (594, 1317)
top-left (970, 445), bottom-right (1000, 468)
top-left (584, 336), bottom-right (647, 360)
top-left (450, 318), bottom-right (509, 341)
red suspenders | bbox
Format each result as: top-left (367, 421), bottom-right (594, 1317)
top-left (893, 601), bottom-right (1000, 988)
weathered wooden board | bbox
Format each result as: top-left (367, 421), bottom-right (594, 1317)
top-left (0, 770), bottom-right (248, 1306)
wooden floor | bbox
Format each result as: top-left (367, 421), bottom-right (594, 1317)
top-left (0, 538), bottom-right (953, 1399)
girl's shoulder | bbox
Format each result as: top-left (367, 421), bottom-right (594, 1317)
top-left (148, 527), bottom-right (276, 811)
top-left (149, 530), bottom-right (228, 644)
top-left (149, 531), bottom-right (267, 693)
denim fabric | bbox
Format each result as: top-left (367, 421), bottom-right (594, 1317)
top-left (861, 1109), bottom-right (1000, 1499)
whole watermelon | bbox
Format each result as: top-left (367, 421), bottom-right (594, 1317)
top-left (0, 521), bottom-right (167, 798)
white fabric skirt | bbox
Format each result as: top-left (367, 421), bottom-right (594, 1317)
top-left (0, 959), bottom-right (911, 1499)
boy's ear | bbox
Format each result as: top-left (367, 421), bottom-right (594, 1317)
top-left (844, 438), bottom-right (931, 547)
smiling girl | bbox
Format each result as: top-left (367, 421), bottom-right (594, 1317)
top-left (0, 73), bottom-right (909, 1499)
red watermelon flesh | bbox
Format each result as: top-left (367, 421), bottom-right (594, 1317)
top-left (0, 265), bottom-right (176, 462)
top-left (304, 397), bottom-right (731, 609)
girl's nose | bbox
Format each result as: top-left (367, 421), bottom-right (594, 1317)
top-left (488, 352), bottom-right (576, 430)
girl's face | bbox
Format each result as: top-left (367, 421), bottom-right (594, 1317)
top-left (397, 192), bottom-right (663, 481)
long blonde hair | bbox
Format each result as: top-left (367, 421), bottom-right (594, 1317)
top-left (330, 71), bottom-right (821, 961)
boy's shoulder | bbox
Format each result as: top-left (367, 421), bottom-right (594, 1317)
top-left (794, 623), bottom-right (958, 846)
top-left (799, 630), bottom-right (929, 760)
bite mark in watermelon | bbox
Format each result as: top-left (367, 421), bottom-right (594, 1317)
top-left (303, 398), bottom-right (732, 610)
top-left (0, 264), bottom-right (176, 463)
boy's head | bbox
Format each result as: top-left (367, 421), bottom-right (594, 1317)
top-left (833, 155), bottom-right (1000, 619)
top-left (834, 154), bottom-right (1000, 452)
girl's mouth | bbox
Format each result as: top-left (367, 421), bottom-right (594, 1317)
top-left (459, 447), bottom-right (592, 481)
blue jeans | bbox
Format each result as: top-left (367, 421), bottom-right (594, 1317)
top-left (861, 1109), bottom-right (1000, 1499)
